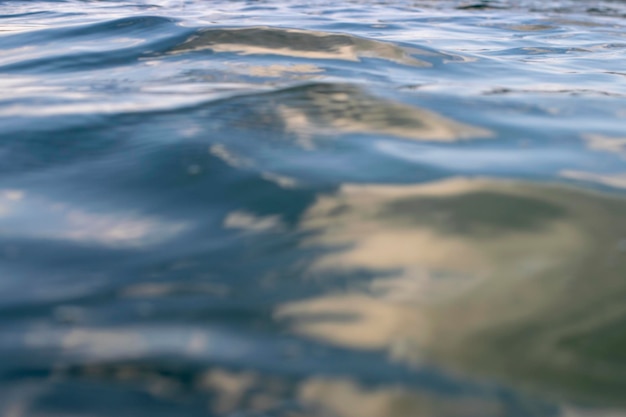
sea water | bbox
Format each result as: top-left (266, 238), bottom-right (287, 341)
top-left (1, 1), bottom-right (626, 416)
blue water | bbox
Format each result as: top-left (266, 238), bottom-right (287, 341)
top-left (1, 1), bottom-right (626, 416)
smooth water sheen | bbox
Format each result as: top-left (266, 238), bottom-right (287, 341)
top-left (1, 0), bottom-right (626, 416)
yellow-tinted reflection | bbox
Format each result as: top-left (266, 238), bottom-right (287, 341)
top-left (272, 84), bottom-right (492, 145)
top-left (195, 368), bottom-right (506, 417)
top-left (277, 178), bottom-right (626, 405)
top-left (169, 27), bottom-right (431, 66)
top-left (299, 377), bottom-right (504, 417)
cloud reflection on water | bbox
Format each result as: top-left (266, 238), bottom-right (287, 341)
top-left (277, 178), bottom-right (626, 405)
top-left (0, 189), bottom-right (187, 248)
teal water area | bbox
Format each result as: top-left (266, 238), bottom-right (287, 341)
top-left (1, 1), bottom-right (626, 416)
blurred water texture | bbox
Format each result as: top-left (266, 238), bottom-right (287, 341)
top-left (1, 0), bottom-right (626, 416)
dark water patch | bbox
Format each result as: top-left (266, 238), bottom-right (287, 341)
top-left (456, 1), bottom-right (509, 10)
top-left (385, 191), bottom-right (568, 236)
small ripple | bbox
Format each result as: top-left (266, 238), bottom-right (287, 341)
top-left (0, 16), bottom-right (187, 73)
top-left (484, 87), bottom-right (626, 98)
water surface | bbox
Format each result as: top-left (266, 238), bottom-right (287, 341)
top-left (1, 0), bottom-right (626, 416)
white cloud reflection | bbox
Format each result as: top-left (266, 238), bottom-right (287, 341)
top-left (224, 211), bottom-right (283, 233)
top-left (561, 170), bottom-right (626, 189)
top-left (582, 133), bottom-right (626, 158)
top-left (0, 189), bottom-right (186, 247)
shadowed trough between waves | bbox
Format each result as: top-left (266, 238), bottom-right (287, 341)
top-left (1, 0), bottom-right (626, 416)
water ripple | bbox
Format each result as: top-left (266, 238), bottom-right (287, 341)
top-left (2, 1), bottom-right (626, 416)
